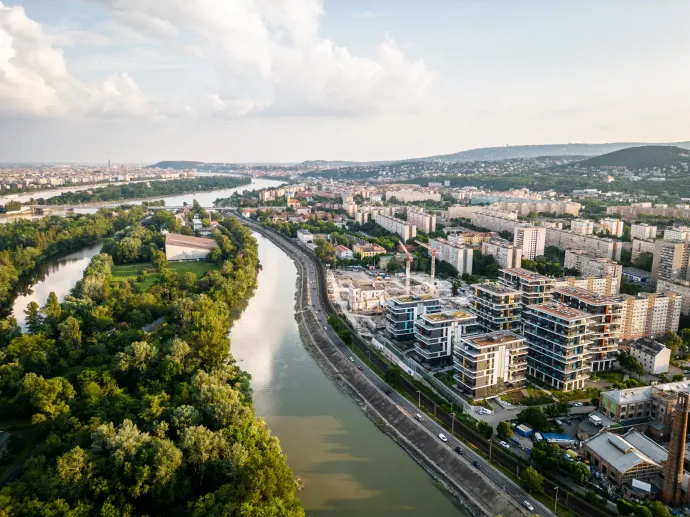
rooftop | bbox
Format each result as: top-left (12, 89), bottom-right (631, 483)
top-left (528, 302), bottom-right (593, 321)
top-left (421, 310), bottom-right (475, 323)
top-left (630, 338), bottom-right (668, 357)
top-left (472, 281), bottom-right (521, 296)
top-left (165, 233), bottom-right (218, 250)
top-left (393, 294), bottom-right (439, 304)
top-left (584, 430), bottom-right (666, 474)
top-left (463, 330), bottom-right (524, 348)
top-left (500, 268), bottom-right (553, 282)
top-left (554, 286), bottom-right (619, 305)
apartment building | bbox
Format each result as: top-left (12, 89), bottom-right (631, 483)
top-left (342, 199), bottom-right (357, 216)
top-left (490, 200), bottom-right (581, 217)
top-left (354, 210), bottom-right (370, 225)
top-left (406, 206), bottom-right (437, 234)
top-left (545, 228), bottom-right (623, 261)
top-left (607, 205), bottom-right (690, 221)
top-left (429, 238), bottom-right (473, 275)
top-left (449, 231), bottom-right (496, 246)
top-left (617, 292), bottom-right (681, 339)
top-left (481, 239), bottom-right (523, 269)
top-left (571, 219), bottom-right (595, 235)
top-left (656, 279), bottom-right (690, 315)
top-left (335, 245), bottom-right (354, 260)
top-left (514, 225), bottom-right (546, 260)
top-left (564, 250), bottom-right (623, 281)
top-left (598, 218), bottom-right (624, 237)
top-left (553, 287), bottom-right (622, 372)
top-left (499, 268), bottom-right (556, 307)
top-left (446, 205), bottom-right (482, 219)
top-left (385, 295), bottom-right (442, 344)
top-left (471, 209), bottom-right (519, 234)
top-left (631, 223), bottom-right (658, 241)
top-left (469, 282), bottom-right (522, 332)
top-left (414, 310), bottom-right (476, 366)
top-left (554, 275), bottom-right (620, 296)
top-left (453, 331), bottom-right (528, 398)
top-left (523, 302), bottom-right (593, 391)
top-left (352, 242), bottom-right (387, 258)
top-left (663, 226), bottom-right (690, 241)
top-left (348, 281), bottom-right (386, 312)
top-left (631, 238), bottom-right (656, 262)
top-left (385, 189), bottom-right (441, 203)
top-left (651, 240), bottom-right (690, 285)
top-left (374, 213), bottom-right (417, 241)
top-left (629, 338), bottom-right (670, 375)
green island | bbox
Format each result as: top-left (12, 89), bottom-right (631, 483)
top-left (0, 211), bottom-right (304, 516)
top-left (30, 176), bottom-right (251, 206)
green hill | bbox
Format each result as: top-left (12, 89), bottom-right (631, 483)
top-left (147, 160), bottom-right (208, 169)
top-left (578, 145), bottom-right (690, 168)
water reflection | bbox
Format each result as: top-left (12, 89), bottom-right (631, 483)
top-left (229, 233), bottom-right (464, 517)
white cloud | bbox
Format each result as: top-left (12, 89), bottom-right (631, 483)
top-left (354, 11), bottom-right (378, 19)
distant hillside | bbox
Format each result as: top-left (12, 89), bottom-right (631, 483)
top-left (407, 142), bottom-right (690, 163)
top-left (299, 160), bottom-right (364, 167)
top-left (147, 161), bottom-right (208, 169)
top-left (578, 145), bottom-right (690, 168)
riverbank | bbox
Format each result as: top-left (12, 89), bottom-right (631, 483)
top-left (240, 218), bottom-right (527, 517)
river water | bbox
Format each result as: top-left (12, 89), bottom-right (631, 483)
top-left (6, 227), bottom-right (464, 517)
top-left (229, 233), bottom-right (464, 517)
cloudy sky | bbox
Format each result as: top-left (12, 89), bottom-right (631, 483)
top-left (1, 0), bottom-right (688, 164)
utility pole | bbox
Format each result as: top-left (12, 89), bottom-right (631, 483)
top-left (489, 440), bottom-right (492, 462)
top-left (416, 390), bottom-right (421, 408)
top-left (451, 412), bottom-right (455, 434)
top-left (554, 486), bottom-right (559, 514)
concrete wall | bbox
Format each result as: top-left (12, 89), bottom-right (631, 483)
top-left (166, 244), bottom-right (212, 262)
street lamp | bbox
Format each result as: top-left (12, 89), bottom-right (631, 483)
top-left (451, 412), bottom-right (456, 434)
top-left (416, 390), bottom-right (421, 408)
top-left (554, 486), bottom-right (559, 513)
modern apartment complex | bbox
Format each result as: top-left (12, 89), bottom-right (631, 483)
top-left (651, 240), bottom-right (690, 285)
top-left (523, 302), bottom-right (593, 392)
top-left (481, 238), bottom-right (523, 269)
top-left (571, 219), bottom-right (594, 235)
top-left (545, 228), bottom-right (623, 261)
top-left (385, 295), bottom-right (442, 344)
top-left (406, 206), bottom-right (437, 234)
top-left (471, 209), bottom-right (519, 234)
top-left (514, 225), bottom-right (546, 260)
top-left (469, 282), bottom-right (522, 332)
top-left (374, 213), bottom-right (417, 241)
top-left (453, 331), bottom-right (528, 398)
top-left (414, 310), bottom-right (476, 366)
top-left (631, 223), bottom-right (658, 240)
top-left (429, 238), bottom-right (473, 275)
top-left (564, 250), bottom-right (623, 281)
top-left (553, 287), bottom-right (622, 372)
top-left (499, 268), bottom-right (556, 307)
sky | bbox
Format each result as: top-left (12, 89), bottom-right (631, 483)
top-left (0, 0), bottom-right (688, 164)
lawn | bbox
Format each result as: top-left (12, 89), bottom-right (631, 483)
top-left (111, 261), bottom-right (218, 291)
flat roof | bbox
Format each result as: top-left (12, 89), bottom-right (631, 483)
top-left (464, 330), bottom-right (524, 348)
top-left (500, 268), bottom-right (552, 282)
top-left (554, 286), bottom-right (619, 305)
top-left (165, 233), bottom-right (218, 250)
top-left (472, 282), bottom-right (520, 296)
top-left (393, 294), bottom-right (438, 303)
top-left (528, 302), bottom-right (592, 321)
top-left (422, 310), bottom-right (475, 323)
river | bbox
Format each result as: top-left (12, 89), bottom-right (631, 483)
top-left (229, 233), bottom-right (464, 517)
top-left (9, 242), bottom-right (103, 330)
top-left (6, 229), bottom-right (465, 516)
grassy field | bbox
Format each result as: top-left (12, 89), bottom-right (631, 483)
top-left (111, 261), bottom-right (218, 290)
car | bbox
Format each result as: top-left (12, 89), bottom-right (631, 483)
top-left (357, 365), bottom-right (363, 371)
top-left (349, 357), bottom-right (355, 362)
top-left (384, 389), bottom-right (392, 396)
top-left (415, 413), bottom-right (424, 421)
top-left (574, 402), bottom-right (583, 407)
top-left (323, 326), bottom-right (327, 330)
top-left (454, 446), bottom-right (464, 455)
top-left (499, 441), bottom-right (510, 449)
top-left (472, 461), bottom-right (481, 469)
top-left (555, 419), bottom-right (563, 425)
top-left (523, 501), bottom-right (534, 511)
top-left (438, 433), bottom-right (448, 442)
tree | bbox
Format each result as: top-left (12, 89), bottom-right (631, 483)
top-left (570, 462), bottom-right (589, 484)
top-left (634, 506), bottom-right (653, 517)
top-left (58, 316), bottom-right (82, 350)
top-left (617, 498), bottom-right (635, 516)
top-left (519, 467), bottom-right (543, 494)
top-left (151, 249), bottom-right (168, 272)
top-left (41, 291), bottom-right (62, 327)
top-left (497, 421), bottom-right (513, 440)
top-left (663, 331), bottom-right (683, 358)
top-left (477, 421), bottom-right (493, 439)
top-left (517, 406), bottom-right (549, 432)
top-left (386, 258), bottom-right (401, 273)
top-left (633, 252), bottom-right (654, 272)
top-left (384, 366), bottom-right (403, 387)
top-left (648, 501), bottom-right (672, 517)
top-left (21, 373), bottom-right (76, 423)
top-left (618, 351), bottom-right (645, 377)
top-left (24, 302), bottom-right (43, 334)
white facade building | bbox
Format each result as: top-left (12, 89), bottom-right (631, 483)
top-left (374, 213), bottom-right (417, 241)
top-left (348, 282), bottom-right (386, 312)
top-left (430, 238), bottom-right (473, 275)
top-left (406, 206), bottom-right (437, 233)
top-left (471, 209), bottom-right (519, 234)
top-left (598, 218), bottom-right (624, 237)
top-left (571, 219), bottom-right (595, 235)
top-left (564, 250), bottom-right (623, 281)
top-left (165, 233), bottom-right (218, 262)
top-left (513, 225), bottom-right (546, 260)
top-left (629, 339), bottom-right (671, 375)
top-left (545, 228), bottom-right (623, 261)
top-left (297, 229), bottom-right (314, 244)
top-left (481, 239), bottom-right (523, 269)
top-left (631, 223), bottom-right (658, 241)
top-left (385, 190), bottom-right (441, 203)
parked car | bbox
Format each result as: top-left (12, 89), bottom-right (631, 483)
top-left (499, 441), bottom-right (511, 449)
top-left (523, 501), bottom-right (534, 511)
top-left (573, 402), bottom-right (583, 407)
top-left (438, 433), bottom-right (448, 442)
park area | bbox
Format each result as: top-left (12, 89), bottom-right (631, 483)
top-left (111, 261), bottom-right (218, 291)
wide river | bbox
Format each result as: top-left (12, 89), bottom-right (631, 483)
top-left (7, 231), bottom-right (465, 517)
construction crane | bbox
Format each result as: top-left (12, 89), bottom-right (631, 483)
top-left (399, 240), bottom-right (412, 294)
top-left (415, 239), bottom-right (436, 294)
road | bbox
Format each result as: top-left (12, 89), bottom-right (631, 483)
top-left (242, 216), bottom-right (552, 517)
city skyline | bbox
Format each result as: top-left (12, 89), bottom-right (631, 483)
top-left (1, 0), bottom-right (689, 163)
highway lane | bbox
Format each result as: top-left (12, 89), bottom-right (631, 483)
top-left (283, 236), bottom-right (551, 517)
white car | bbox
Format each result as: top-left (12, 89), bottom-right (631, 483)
top-left (523, 500), bottom-right (534, 511)
top-left (499, 441), bottom-right (510, 449)
top-left (555, 419), bottom-right (563, 425)
top-left (574, 402), bottom-right (583, 407)
top-left (438, 433), bottom-right (448, 442)
top-left (349, 357), bottom-right (355, 362)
